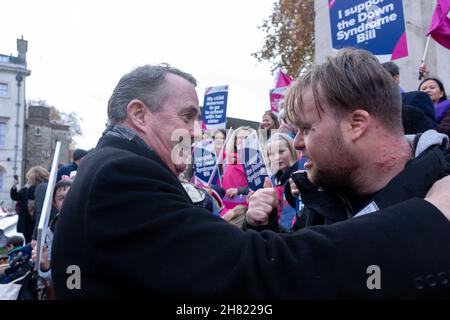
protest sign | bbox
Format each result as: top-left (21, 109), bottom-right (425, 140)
top-left (202, 85), bottom-right (228, 130)
top-left (193, 139), bottom-right (220, 186)
top-left (329, 0), bottom-right (408, 61)
top-left (240, 132), bottom-right (270, 190)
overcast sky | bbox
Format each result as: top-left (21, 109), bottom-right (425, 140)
top-left (1, 0), bottom-right (278, 149)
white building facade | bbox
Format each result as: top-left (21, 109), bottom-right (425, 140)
top-left (0, 38), bottom-right (31, 206)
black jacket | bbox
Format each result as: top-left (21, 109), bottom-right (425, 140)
top-left (402, 91), bottom-right (436, 128)
top-left (281, 135), bottom-right (450, 231)
top-left (10, 184), bottom-right (36, 243)
top-left (56, 162), bottom-right (77, 182)
top-left (51, 134), bottom-right (450, 299)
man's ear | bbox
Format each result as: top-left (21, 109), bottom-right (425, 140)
top-left (126, 99), bottom-right (149, 132)
top-left (346, 109), bottom-right (370, 141)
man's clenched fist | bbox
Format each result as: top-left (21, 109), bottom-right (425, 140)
top-left (246, 177), bottom-right (278, 226)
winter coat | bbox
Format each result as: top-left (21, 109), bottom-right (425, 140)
top-left (51, 132), bottom-right (450, 299)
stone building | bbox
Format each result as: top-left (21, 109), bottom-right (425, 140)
top-left (23, 103), bottom-right (71, 177)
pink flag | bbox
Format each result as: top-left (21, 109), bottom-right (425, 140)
top-left (427, 0), bottom-right (450, 49)
top-left (270, 70), bottom-right (292, 114)
top-left (275, 70), bottom-right (293, 88)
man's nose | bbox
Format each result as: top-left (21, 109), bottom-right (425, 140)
top-left (293, 132), bottom-right (305, 150)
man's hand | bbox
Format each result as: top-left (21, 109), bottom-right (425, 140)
top-left (32, 244), bottom-right (50, 272)
top-left (246, 177), bottom-right (278, 226)
top-left (425, 175), bottom-right (450, 221)
top-left (289, 176), bottom-right (299, 197)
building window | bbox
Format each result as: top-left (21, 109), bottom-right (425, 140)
top-left (0, 123), bottom-right (5, 148)
top-left (35, 127), bottom-right (42, 136)
top-left (0, 83), bottom-right (8, 97)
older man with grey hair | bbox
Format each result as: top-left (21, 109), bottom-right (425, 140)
top-left (51, 62), bottom-right (450, 299)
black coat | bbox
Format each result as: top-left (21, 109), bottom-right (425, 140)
top-left (10, 185), bottom-right (36, 243)
top-left (51, 134), bottom-right (450, 299)
top-left (56, 162), bottom-right (77, 182)
top-left (402, 91), bottom-right (436, 128)
top-left (283, 136), bottom-right (450, 231)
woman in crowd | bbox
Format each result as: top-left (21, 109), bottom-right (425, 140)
top-left (221, 126), bottom-right (254, 209)
top-left (261, 110), bottom-right (279, 130)
top-left (10, 166), bottom-right (50, 243)
top-left (419, 77), bottom-right (450, 137)
top-left (266, 133), bottom-right (299, 231)
top-left (212, 129), bottom-right (226, 177)
top-left (212, 129), bottom-right (226, 157)
top-left (260, 110), bottom-right (279, 141)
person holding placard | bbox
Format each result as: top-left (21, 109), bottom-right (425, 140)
top-left (221, 127), bottom-right (253, 209)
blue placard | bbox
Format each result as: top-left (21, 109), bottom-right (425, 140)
top-left (240, 132), bottom-right (269, 191)
top-left (328, 0), bottom-right (408, 61)
top-left (202, 85), bottom-right (228, 130)
top-left (193, 139), bottom-right (220, 186)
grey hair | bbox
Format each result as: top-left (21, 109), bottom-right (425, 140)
top-left (107, 63), bottom-right (197, 123)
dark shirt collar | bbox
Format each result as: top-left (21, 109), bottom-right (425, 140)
top-left (102, 123), bottom-right (152, 153)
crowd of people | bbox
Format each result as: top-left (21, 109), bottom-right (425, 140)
top-left (1, 48), bottom-right (449, 299)
top-left (0, 149), bottom-right (88, 298)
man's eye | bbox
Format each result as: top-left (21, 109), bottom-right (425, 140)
top-left (300, 128), bottom-right (310, 135)
top-left (181, 114), bottom-right (192, 122)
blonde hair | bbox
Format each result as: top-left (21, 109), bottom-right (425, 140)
top-left (26, 166), bottom-right (50, 186)
top-left (225, 126), bottom-right (255, 162)
top-left (266, 133), bottom-right (297, 169)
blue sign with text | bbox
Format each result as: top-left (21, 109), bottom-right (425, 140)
top-left (202, 85), bottom-right (228, 130)
top-left (240, 132), bottom-right (269, 191)
top-left (193, 139), bottom-right (220, 185)
top-left (328, 0), bottom-right (408, 61)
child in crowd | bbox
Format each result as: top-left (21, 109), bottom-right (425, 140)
top-left (0, 236), bottom-right (32, 284)
top-left (31, 180), bottom-right (72, 282)
top-left (266, 133), bottom-right (299, 231)
top-left (5, 236), bottom-right (30, 264)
